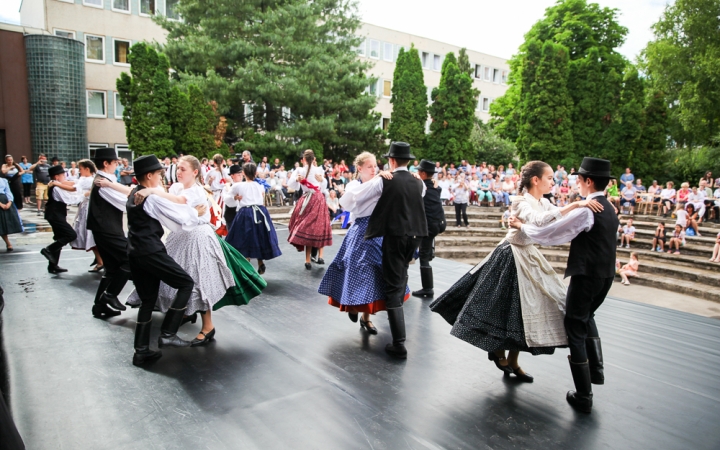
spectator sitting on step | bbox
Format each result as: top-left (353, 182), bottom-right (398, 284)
top-left (468, 174), bottom-right (480, 205)
top-left (676, 182), bottom-right (691, 206)
top-left (667, 224), bottom-right (686, 254)
top-left (618, 252), bottom-right (640, 286)
top-left (621, 181), bottom-right (637, 214)
top-left (327, 189), bottom-right (342, 220)
top-left (478, 174), bottom-right (493, 205)
top-left (709, 231), bottom-right (720, 263)
top-left (684, 203), bottom-right (701, 236)
top-left (660, 181), bottom-right (676, 217)
top-left (492, 175), bottom-right (507, 205)
top-left (606, 179), bottom-right (621, 210)
top-left (652, 222), bottom-right (666, 252)
top-left (619, 218), bottom-right (636, 249)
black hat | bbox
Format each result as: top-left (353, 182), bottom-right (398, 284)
top-left (133, 155), bottom-right (163, 177)
top-left (417, 159), bottom-right (436, 173)
top-left (229, 165), bottom-right (242, 175)
top-left (93, 147), bottom-right (119, 161)
top-left (49, 165), bottom-right (65, 177)
top-left (578, 157), bottom-right (615, 179)
top-left (382, 141), bottom-right (415, 160)
top-left (51, 156), bottom-right (59, 163)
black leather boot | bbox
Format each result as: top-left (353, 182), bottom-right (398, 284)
top-left (586, 337), bottom-right (605, 385)
top-left (100, 270), bottom-right (130, 311)
top-left (40, 247), bottom-right (58, 265)
top-left (567, 357), bottom-right (593, 413)
top-left (92, 277), bottom-right (121, 319)
top-left (132, 320), bottom-right (162, 366)
top-left (385, 306), bottom-right (407, 359)
top-left (411, 266), bottom-right (434, 298)
top-left (158, 307), bottom-right (192, 348)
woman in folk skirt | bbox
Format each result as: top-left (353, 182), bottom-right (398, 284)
top-left (318, 152), bottom-right (410, 334)
top-left (225, 162), bottom-right (281, 275)
top-left (0, 177), bottom-right (22, 252)
top-left (113, 156), bottom-right (266, 346)
top-left (430, 161), bottom-right (603, 382)
top-left (287, 150), bottom-right (332, 270)
top-left (68, 159), bottom-right (105, 273)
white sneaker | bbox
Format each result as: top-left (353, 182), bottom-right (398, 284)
top-left (625, 244), bottom-right (630, 249)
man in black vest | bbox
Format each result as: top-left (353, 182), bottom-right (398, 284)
top-left (412, 159), bottom-right (446, 298)
top-left (88, 148), bottom-right (133, 318)
top-left (365, 142), bottom-right (428, 358)
top-left (40, 166), bottom-right (81, 274)
top-left (510, 157), bottom-right (618, 414)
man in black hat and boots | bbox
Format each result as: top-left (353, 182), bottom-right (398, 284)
top-left (365, 142), bottom-right (428, 359)
top-left (509, 157), bottom-right (618, 414)
top-left (126, 155), bottom-right (199, 366)
top-left (40, 166), bottom-right (82, 274)
top-left (88, 148), bottom-right (133, 318)
top-left (412, 159), bottom-right (446, 298)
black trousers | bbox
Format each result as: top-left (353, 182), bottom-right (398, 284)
top-left (564, 275), bottom-right (614, 363)
top-left (382, 235), bottom-right (422, 308)
top-left (129, 251), bottom-right (194, 323)
top-left (93, 232), bottom-right (130, 276)
top-left (224, 208), bottom-right (237, 228)
top-left (46, 218), bottom-right (77, 257)
top-left (417, 233), bottom-right (437, 266)
top-left (454, 203), bottom-right (468, 226)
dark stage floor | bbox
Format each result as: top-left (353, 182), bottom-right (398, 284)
top-left (1, 230), bottom-right (719, 449)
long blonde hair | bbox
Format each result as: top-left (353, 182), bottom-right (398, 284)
top-left (353, 151), bottom-right (375, 180)
top-left (303, 149), bottom-right (315, 179)
top-left (180, 155), bottom-right (204, 187)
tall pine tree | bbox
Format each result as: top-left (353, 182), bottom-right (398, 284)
top-left (615, 67), bottom-right (645, 175)
top-left (389, 45), bottom-right (427, 155)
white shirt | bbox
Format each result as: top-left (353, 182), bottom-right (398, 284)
top-left (688, 191), bottom-right (706, 204)
top-left (204, 167), bottom-right (229, 192)
top-left (165, 164), bottom-right (178, 184)
top-left (287, 165), bottom-right (325, 193)
top-left (169, 183), bottom-right (211, 224)
top-left (623, 225), bottom-right (636, 236)
top-left (75, 176), bottom-right (94, 194)
top-left (230, 181), bottom-right (265, 208)
top-left (52, 184), bottom-right (83, 205)
top-left (223, 183), bottom-right (238, 210)
top-left (96, 171), bottom-right (128, 211)
top-left (520, 191), bottom-right (605, 246)
top-left (142, 194), bottom-right (200, 233)
top-left (674, 209), bottom-right (688, 227)
top-left (661, 188), bottom-right (676, 200)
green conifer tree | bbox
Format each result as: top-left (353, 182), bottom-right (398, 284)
top-left (457, 48), bottom-right (472, 76)
top-left (389, 45), bottom-right (427, 155)
top-left (615, 67), bottom-right (645, 175)
top-left (182, 85), bottom-right (217, 157)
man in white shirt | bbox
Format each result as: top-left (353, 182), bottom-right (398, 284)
top-left (165, 155), bottom-right (179, 185)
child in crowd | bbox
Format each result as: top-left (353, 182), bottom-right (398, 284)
top-left (651, 222), bottom-right (666, 252)
top-left (667, 224), bottom-right (686, 254)
top-left (618, 252), bottom-right (640, 286)
top-left (619, 218), bottom-right (636, 249)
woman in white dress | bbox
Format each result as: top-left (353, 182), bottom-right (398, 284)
top-left (437, 173), bottom-right (452, 205)
top-left (430, 161), bottom-right (602, 382)
top-left (68, 159), bottom-right (104, 272)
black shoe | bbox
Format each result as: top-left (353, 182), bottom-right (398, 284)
top-left (191, 328), bottom-right (215, 346)
top-left (305, 262), bottom-right (312, 270)
top-left (586, 337), bottom-right (605, 385)
top-left (359, 317), bottom-right (378, 335)
top-left (48, 264), bottom-right (68, 274)
top-left (158, 307), bottom-right (192, 348)
top-left (385, 307), bottom-right (407, 359)
top-left (133, 350), bottom-right (162, 366)
top-left (132, 320), bottom-right (162, 366)
top-left (88, 265), bottom-right (103, 273)
top-left (158, 333), bottom-right (192, 348)
top-left (488, 352), bottom-right (513, 373)
top-left (411, 288), bottom-right (434, 298)
top-left (385, 342), bottom-right (407, 359)
top-left (40, 248), bottom-right (58, 265)
top-left (181, 312), bottom-right (198, 326)
top-left (258, 264), bottom-right (266, 275)
top-left (316, 258), bottom-right (325, 265)
top-left (89, 257), bottom-right (97, 267)
top-left (504, 367), bottom-right (534, 382)
top-left (100, 293), bottom-right (127, 311)
top-left (348, 312), bottom-right (358, 323)
top-left (92, 303), bottom-right (122, 319)
top-left (567, 358), bottom-right (593, 413)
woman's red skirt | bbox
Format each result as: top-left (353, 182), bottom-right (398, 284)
top-left (287, 191), bottom-right (333, 251)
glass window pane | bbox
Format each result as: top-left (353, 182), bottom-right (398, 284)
top-left (433, 55), bottom-right (441, 71)
top-left (166, 0), bottom-right (180, 19)
top-left (422, 52), bottom-right (429, 68)
top-left (115, 40), bottom-right (130, 64)
top-left (84, 0), bottom-right (102, 6)
top-left (383, 42), bottom-right (393, 61)
top-left (113, 0), bottom-right (129, 11)
top-left (115, 93), bottom-right (125, 118)
top-left (475, 64), bottom-right (482, 79)
top-left (370, 40), bottom-right (379, 58)
top-left (88, 92), bottom-right (105, 116)
top-left (484, 67), bottom-right (492, 81)
top-left (140, 0), bottom-right (155, 15)
top-left (86, 36), bottom-right (104, 61)
top-left (368, 81), bottom-right (377, 95)
top-left (54, 30), bottom-right (74, 39)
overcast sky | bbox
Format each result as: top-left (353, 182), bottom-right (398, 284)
top-left (1, 0), bottom-right (673, 61)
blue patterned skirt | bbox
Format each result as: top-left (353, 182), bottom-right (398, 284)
top-left (226, 205), bottom-right (282, 260)
top-left (318, 216), bottom-right (409, 314)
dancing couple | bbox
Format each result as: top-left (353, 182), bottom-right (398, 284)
top-left (431, 157), bottom-right (618, 414)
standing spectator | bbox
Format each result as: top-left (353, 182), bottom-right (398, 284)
top-left (620, 181), bottom-right (637, 214)
top-left (451, 174), bottom-right (470, 227)
top-left (709, 231), bottom-right (720, 263)
top-left (242, 150), bottom-right (254, 164)
top-left (667, 224), bottom-right (686, 254)
top-left (567, 167), bottom-right (578, 188)
top-left (619, 218), bottom-right (636, 248)
top-left (447, 163), bottom-right (458, 178)
top-left (166, 155), bottom-right (179, 185)
top-left (19, 155), bottom-right (33, 204)
top-left (409, 160), bottom-right (419, 173)
top-left (652, 222), bottom-right (666, 252)
top-left (0, 176), bottom-right (22, 251)
top-left (701, 171), bottom-right (713, 187)
top-left (618, 252), bottom-right (640, 286)
top-left (2, 155), bottom-right (24, 211)
top-left (437, 173), bottom-right (451, 204)
top-left (553, 165), bottom-right (565, 185)
top-left (114, 159), bottom-right (123, 183)
top-left (67, 161), bottom-right (79, 181)
top-left (119, 158), bottom-right (134, 186)
top-left (29, 153), bottom-right (50, 215)
top-left (660, 181), bottom-right (676, 217)
top-left (619, 167), bottom-right (634, 184)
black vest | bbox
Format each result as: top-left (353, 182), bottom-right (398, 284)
top-left (422, 178), bottom-right (446, 236)
top-left (87, 174), bottom-right (124, 236)
top-left (126, 186), bottom-right (166, 257)
top-left (365, 170), bottom-right (428, 239)
top-left (44, 185), bottom-right (67, 222)
top-left (565, 195), bottom-right (620, 279)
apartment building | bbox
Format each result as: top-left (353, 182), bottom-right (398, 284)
top-left (19, 2), bottom-right (508, 158)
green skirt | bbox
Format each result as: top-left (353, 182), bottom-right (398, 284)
top-left (213, 234), bottom-right (267, 311)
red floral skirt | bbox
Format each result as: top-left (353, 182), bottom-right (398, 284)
top-left (287, 191), bottom-right (332, 251)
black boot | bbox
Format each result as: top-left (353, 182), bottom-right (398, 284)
top-left (92, 277), bottom-right (121, 319)
top-left (100, 270), bottom-right (130, 311)
top-left (47, 248), bottom-right (68, 273)
top-left (411, 266), bottom-right (434, 298)
top-left (567, 357), bottom-right (593, 413)
top-left (158, 307), bottom-right (192, 348)
top-left (132, 320), bottom-right (162, 366)
top-left (40, 247), bottom-right (58, 265)
top-left (385, 306), bottom-right (407, 359)
top-left (586, 337), bottom-right (604, 385)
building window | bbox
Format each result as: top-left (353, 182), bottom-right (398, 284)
top-left (383, 42), bottom-right (393, 62)
top-left (382, 118), bottom-right (390, 131)
top-left (114, 92), bottom-right (125, 119)
top-left (493, 68), bottom-right (500, 83)
top-left (115, 144), bottom-right (132, 161)
top-left (355, 39), bottom-right (366, 56)
top-left (166, 0), bottom-right (180, 19)
top-left (433, 54), bottom-right (441, 71)
top-left (383, 80), bottom-right (391, 97)
top-left (421, 52), bottom-right (429, 69)
top-left (140, 0), bottom-right (156, 16)
top-left (85, 34), bottom-right (105, 63)
top-left (369, 40), bottom-right (380, 59)
top-left (482, 97), bottom-right (490, 112)
top-left (368, 80), bottom-right (377, 96)
top-left (56, 0), bottom-right (74, 3)
top-left (53, 29), bottom-right (75, 39)
top-left (89, 144), bottom-right (109, 159)
top-left (501, 70), bottom-right (508, 84)
top-left (87, 90), bottom-right (107, 118)
top-left (112, 0), bottom-right (130, 13)
top-left (484, 66), bottom-right (492, 81)
top-left (474, 64), bottom-right (482, 79)
top-left (83, 0), bottom-right (103, 8)
top-left (113, 39), bottom-right (131, 65)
